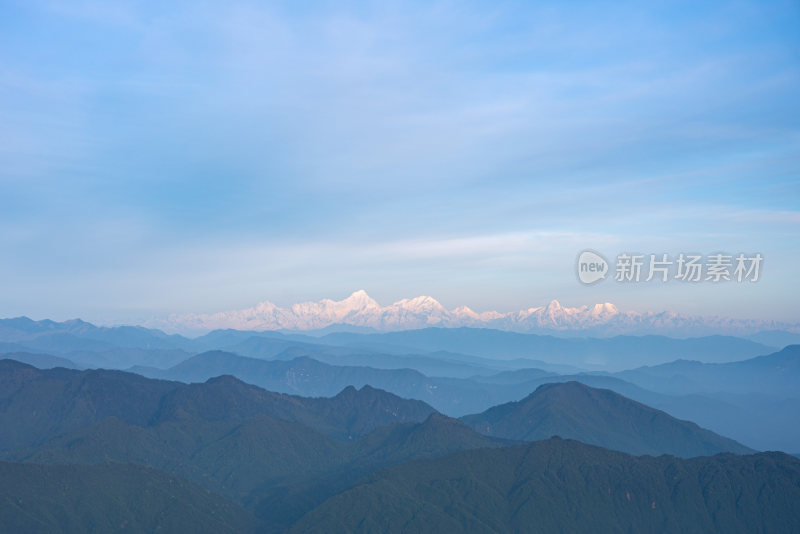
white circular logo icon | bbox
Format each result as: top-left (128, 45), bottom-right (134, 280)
top-left (577, 250), bottom-right (608, 284)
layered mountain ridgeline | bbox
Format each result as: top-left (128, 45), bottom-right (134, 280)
top-left (123, 348), bottom-right (799, 452)
top-left (0, 357), bottom-right (795, 532)
top-left (0, 351), bottom-right (79, 369)
top-left (134, 350), bottom-right (505, 415)
top-left (457, 368), bottom-right (800, 453)
top-left (130, 350), bottom-right (738, 430)
top-left (0, 358), bottom-right (748, 462)
top-left (3, 316), bottom-right (794, 452)
top-left (0, 461), bottom-right (259, 534)
top-left (0, 359), bottom-right (506, 530)
top-left (148, 375), bottom-right (436, 441)
top-left (7, 348), bottom-right (788, 453)
top-left (746, 330), bottom-right (800, 349)
top-left (0, 359), bottom-right (436, 448)
top-left (0, 316), bottom-right (780, 371)
top-left (292, 438), bottom-right (800, 534)
top-left (200, 328), bottom-right (778, 370)
top-left (319, 327), bottom-right (775, 363)
top-left (123, 349), bottom-right (738, 420)
top-left (229, 342), bottom-right (520, 378)
top-left (460, 381), bottom-right (753, 457)
top-left (606, 346), bottom-right (800, 451)
top-left (615, 344), bottom-right (800, 396)
top-left (0, 316), bottom-right (186, 350)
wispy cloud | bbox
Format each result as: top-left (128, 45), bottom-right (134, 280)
top-left (0, 0), bottom-right (798, 322)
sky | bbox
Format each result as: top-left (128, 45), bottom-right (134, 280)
top-left (0, 0), bottom-right (798, 325)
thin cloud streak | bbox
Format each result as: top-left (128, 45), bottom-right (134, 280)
top-left (0, 0), bottom-right (797, 322)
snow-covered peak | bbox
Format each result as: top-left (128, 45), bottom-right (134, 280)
top-left (590, 302), bottom-right (618, 316)
top-left (151, 292), bottom-right (794, 337)
top-left (340, 290), bottom-right (380, 310)
top-left (545, 299), bottom-right (563, 311)
top-left (452, 305), bottom-right (478, 318)
top-left (394, 295), bottom-right (446, 313)
top-left (253, 300), bottom-right (280, 312)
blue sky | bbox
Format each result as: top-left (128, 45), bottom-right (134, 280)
top-left (1, 0), bottom-right (798, 324)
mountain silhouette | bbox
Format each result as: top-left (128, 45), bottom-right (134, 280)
top-left (461, 381), bottom-right (753, 456)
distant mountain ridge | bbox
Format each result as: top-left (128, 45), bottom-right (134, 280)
top-left (0, 314), bottom-right (782, 372)
top-left (148, 290), bottom-right (798, 336)
top-left (460, 381), bottom-right (753, 457)
top-left (615, 345), bottom-right (800, 397)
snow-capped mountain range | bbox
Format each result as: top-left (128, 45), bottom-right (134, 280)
top-left (153, 290), bottom-right (794, 337)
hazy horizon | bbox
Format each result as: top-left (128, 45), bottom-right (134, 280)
top-left (3, 289), bottom-right (797, 339)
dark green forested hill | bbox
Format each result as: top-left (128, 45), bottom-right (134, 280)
top-left (291, 438), bottom-right (800, 534)
top-left (1, 359), bottom-right (794, 533)
top-left (250, 413), bottom-right (511, 532)
top-left (0, 461), bottom-right (259, 534)
top-left (16, 415), bottom-right (351, 503)
top-left (0, 359), bottom-right (436, 450)
top-left (0, 360), bottom-right (183, 451)
top-left (18, 412), bottom-right (510, 532)
top-left (461, 381), bottom-right (753, 456)
top-left (149, 374), bottom-right (436, 440)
